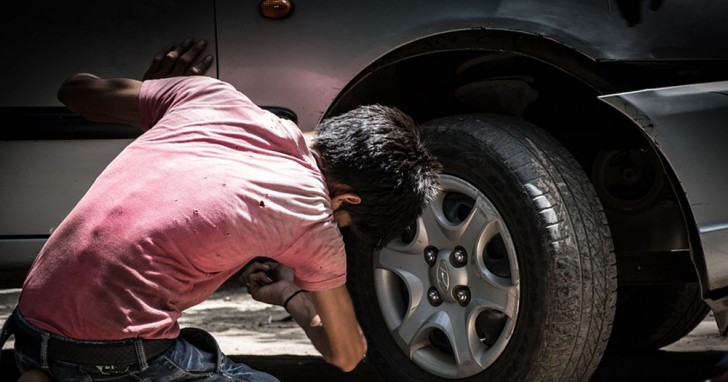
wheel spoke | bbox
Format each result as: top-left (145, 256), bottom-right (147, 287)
top-left (374, 247), bottom-right (429, 331)
top-left (469, 232), bottom-right (519, 318)
top-left (406, 308), bottom-right (485, 377)
top-left (440, 308), bottom-right (483, 374)
top-left (456, 194), bottom-right (496, 245)
top-left (419, 201), bottom-right (449, 247)
top-left (377, 247), bottom-right (420, 271)
top-left (427, 192), bottom-right (497, 246)
top-left (376, 247), bottom-right (429, 282)
top-left (388, 213), bottom-right (431, 254)
top-left (470, 282), bottom-right (518, 319)
top-left (393, 299), bottom-right (437, 355)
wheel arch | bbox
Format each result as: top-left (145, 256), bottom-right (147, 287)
top-left (327, 28), bottom-right (699, 287)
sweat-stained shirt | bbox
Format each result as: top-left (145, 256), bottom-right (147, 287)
top-left (18, 76), bottom-right (347, 340)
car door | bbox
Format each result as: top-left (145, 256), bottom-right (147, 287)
top-left (0, 1), bottom-right (217, 276)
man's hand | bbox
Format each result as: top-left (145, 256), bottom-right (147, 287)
top-left (241, 260), bottom-right (367, 372)
top-left (143, 37), bottom-right (214, 80)
top-left (240, 261), bottom-right (300, 307)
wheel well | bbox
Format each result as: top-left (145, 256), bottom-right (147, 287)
top-left (328, 30), bottom-right (698, 284)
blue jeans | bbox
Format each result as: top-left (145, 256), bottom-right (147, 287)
top-left (12, 312), bottom-right (280, 382)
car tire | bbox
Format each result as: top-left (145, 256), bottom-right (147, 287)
top-left (606, 283), bottom-right (710, 354)
top-left (347, 114), bottom-right (617, 381)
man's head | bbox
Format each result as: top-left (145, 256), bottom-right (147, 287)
top-left (312, 104), bottom-right (441, 249)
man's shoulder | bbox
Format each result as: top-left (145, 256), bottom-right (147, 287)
top-left (147, 75), bottom-right (221, 85)
top-left (140, 75), bottom-right (249, 118)
top-left (143, 75), bottom-right (235, 97)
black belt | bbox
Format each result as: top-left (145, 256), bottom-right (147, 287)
top-left (11, 313), bottom-right (175, 368)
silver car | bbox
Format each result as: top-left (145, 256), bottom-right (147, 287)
top-left (2, 1), bottom-right (728, 381)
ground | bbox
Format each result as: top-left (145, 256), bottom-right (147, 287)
top-left (2, 285), bottom-right (728, 381)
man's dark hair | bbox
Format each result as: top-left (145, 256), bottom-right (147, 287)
top-left (313, 104), bottom-right (441, 249)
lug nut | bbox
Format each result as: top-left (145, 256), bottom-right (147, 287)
top-left (427, 287), bottom-right (442, 306)
top-left (454, 286), bottom-right (471, 306)
top-left (424, 246), bottom-right (438, 267)
top-left (451, 246), bottom-right (468, 267)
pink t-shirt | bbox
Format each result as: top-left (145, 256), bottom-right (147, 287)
top-left (19, 76), bottom-right (347, 340)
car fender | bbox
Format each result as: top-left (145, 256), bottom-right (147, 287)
top-left (599, 81), bottom-right (728, 333)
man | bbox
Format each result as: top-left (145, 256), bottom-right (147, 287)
top-left (7, 38), bottom-right (440, 381)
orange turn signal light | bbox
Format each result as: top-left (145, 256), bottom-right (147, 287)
top-left (260, 0), bottom-right (294, 19)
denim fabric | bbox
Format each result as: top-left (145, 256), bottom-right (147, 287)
top-left (12, 313), bottom-right (280, 382)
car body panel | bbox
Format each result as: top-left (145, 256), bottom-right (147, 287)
top-left (0, 1), bottom-right (217, 266)
top-left (1, 1), bottom-right (217, 108)
top-left (4, 0), bottom-right (727, 117)
top-left (599, 82), bottom-right (728, 296)
top-left (0, 139), bottom-right (132, 237)
top-left (215, 0), bottom-right (728, 131)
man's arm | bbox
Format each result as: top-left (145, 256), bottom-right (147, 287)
top-left (243, 262), bottom-right (367, 372)
top-left (57, 74), bottom-right (142, 126)
top-left (289, 285), bottom-right (367, 372)
top-left (57, 38), bottom-right (213, 127)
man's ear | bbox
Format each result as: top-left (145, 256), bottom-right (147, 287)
top-left (331, 192), bottom-right (361, 211)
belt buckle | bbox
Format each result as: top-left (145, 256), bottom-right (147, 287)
top-left (79, 364), bottom-right (131, 375)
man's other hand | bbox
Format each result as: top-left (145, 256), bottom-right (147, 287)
top-left (240, 261), bottom-right (299, 307)
top-left (143, 38), bottom-right (214, 80)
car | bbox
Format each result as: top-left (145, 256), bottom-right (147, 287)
top-left (2, 1), bottom-right (728, 381)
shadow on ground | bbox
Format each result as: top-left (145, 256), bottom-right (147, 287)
top-left (241, 351), bottom-right (726, 382)
top-left (1, 349), bottom-right (724, 381)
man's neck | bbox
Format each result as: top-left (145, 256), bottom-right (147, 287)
top-left (302, 131), bottom-right (316, 149)
top-left (303, 131), bottom-right (336, 193)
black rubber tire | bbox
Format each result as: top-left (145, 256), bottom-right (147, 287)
top-left (606, 283), bottom-right (710, 354)
top-left (347, 114), bottom-right (617, 382)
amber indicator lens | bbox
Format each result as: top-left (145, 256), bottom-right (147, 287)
top-left (260, 0), bottom-right (294, 19)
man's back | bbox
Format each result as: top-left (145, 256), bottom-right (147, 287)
top-left (19, 76), bottom-right (346, 341)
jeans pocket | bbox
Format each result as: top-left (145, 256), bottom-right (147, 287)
top-left (140, 335), bottom-right (218, 381)
top-left (179, 328), bottom-right (220, 355)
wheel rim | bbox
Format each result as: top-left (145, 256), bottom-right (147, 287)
top-left (374, 175), bottom-right (521, 378)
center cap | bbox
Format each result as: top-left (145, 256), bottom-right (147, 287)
top-left (430, 252), bottom-right (469, 303)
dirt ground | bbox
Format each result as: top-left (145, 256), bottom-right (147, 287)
top-left (2, 285), bottom-right (728, 381)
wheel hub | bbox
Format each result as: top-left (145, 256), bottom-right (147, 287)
top-left (428, 248), bottom-right (469, 305)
